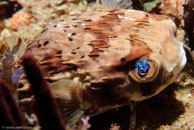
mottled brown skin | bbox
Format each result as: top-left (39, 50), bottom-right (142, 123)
top-left (18, 9), bottom-right (186, 128)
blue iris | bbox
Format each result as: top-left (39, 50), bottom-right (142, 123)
top-left (135, 59), bottom-right (150, 77)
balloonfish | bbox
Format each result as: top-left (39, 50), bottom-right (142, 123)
top-left (17, 0), bottom-right (186, 129)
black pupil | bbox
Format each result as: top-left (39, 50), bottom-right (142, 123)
top-left (135, 59), bottom-right (150, 78)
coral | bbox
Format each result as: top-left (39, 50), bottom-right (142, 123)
top-left (10, 11), bottom-right (32, 31)
top-left (0, 56), bottom-right (66, 130)
top-left (22, 56), bottom-right (66, 130)
top-left (0, 80), bottom-right (23, 127)
top-left (0, 37), bottom-right (22, 93)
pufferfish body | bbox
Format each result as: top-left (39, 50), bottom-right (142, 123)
top-left (18, 9), bottom-right (186, 128)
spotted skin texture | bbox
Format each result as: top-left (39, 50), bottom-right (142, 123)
top-left (19, 9), bottom-right (186, 126)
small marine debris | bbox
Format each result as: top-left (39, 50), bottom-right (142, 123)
top-left (110, 123), bottom-right (120, 130)
top-left (80, 116), bottom-right (91, 130)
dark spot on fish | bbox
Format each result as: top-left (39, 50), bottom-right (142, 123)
top-left (38, 44), bottom-right (41, 48)
top-left (72, 65), bottom-right (77, 70)
top-left (68, 38), bottom-right (73, 41)
top-left (64, 63), bottom-right (77, 70)
top-left (84, 27), bottom-right (91, 30)
top-left (41, 28), bottom-right (48, 34)
top-left (73, 25), bottom-right (78, 27)
top-left (53, 25), bottom-right (57, 27)
top-left (61, 20), bottom-right (64, 22)
top-left (83, 19), bottom-right (92, 22)
top-left (64, 26), bottom-right (70, 28)
top-left (72, 47), bottom-right (80, 51)
top-left (120, 58), bottom-right (126, 62)
top-left (64, 30), bottom-right (66, 32)
top-left (43, 41), bottom-right (49, 46)
top-left (71, 52), bottom-right (76, 55)
top-left (145, 14), bottom-right (149, 17)
top-left (55, 51), bottom-right (62, 58)
top-left (44, 56), bottom-right (52, 61)
top-left (81, 55), bottom-right (85, 59)
top-left (72, 18), bottom-right (78, 20)
top-left (71, 33), bottom-right (76, 36)
top-left (57, 50), bottom-right (62, 54)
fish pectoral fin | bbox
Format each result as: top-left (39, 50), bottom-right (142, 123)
top-left (50, 78), bottom-right (75, 100)
top-left (66, 109), bottom-right (85, 129)
top-left (50, 77), bottom-right (82, 100)
top-left (50, 78), bottom-right (85, 128)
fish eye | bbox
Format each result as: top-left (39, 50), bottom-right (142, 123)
top-left (129, 58), bottom-right (159, 83)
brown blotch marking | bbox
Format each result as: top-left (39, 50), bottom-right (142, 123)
top-left (83, 11), bottom-right (124, 58)
top-left (123, 40), bottom-right (152, 62)
top-left (53, 25), bottom-right (57, 27)
top-left (64, 26), bottom-right (70, 28)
